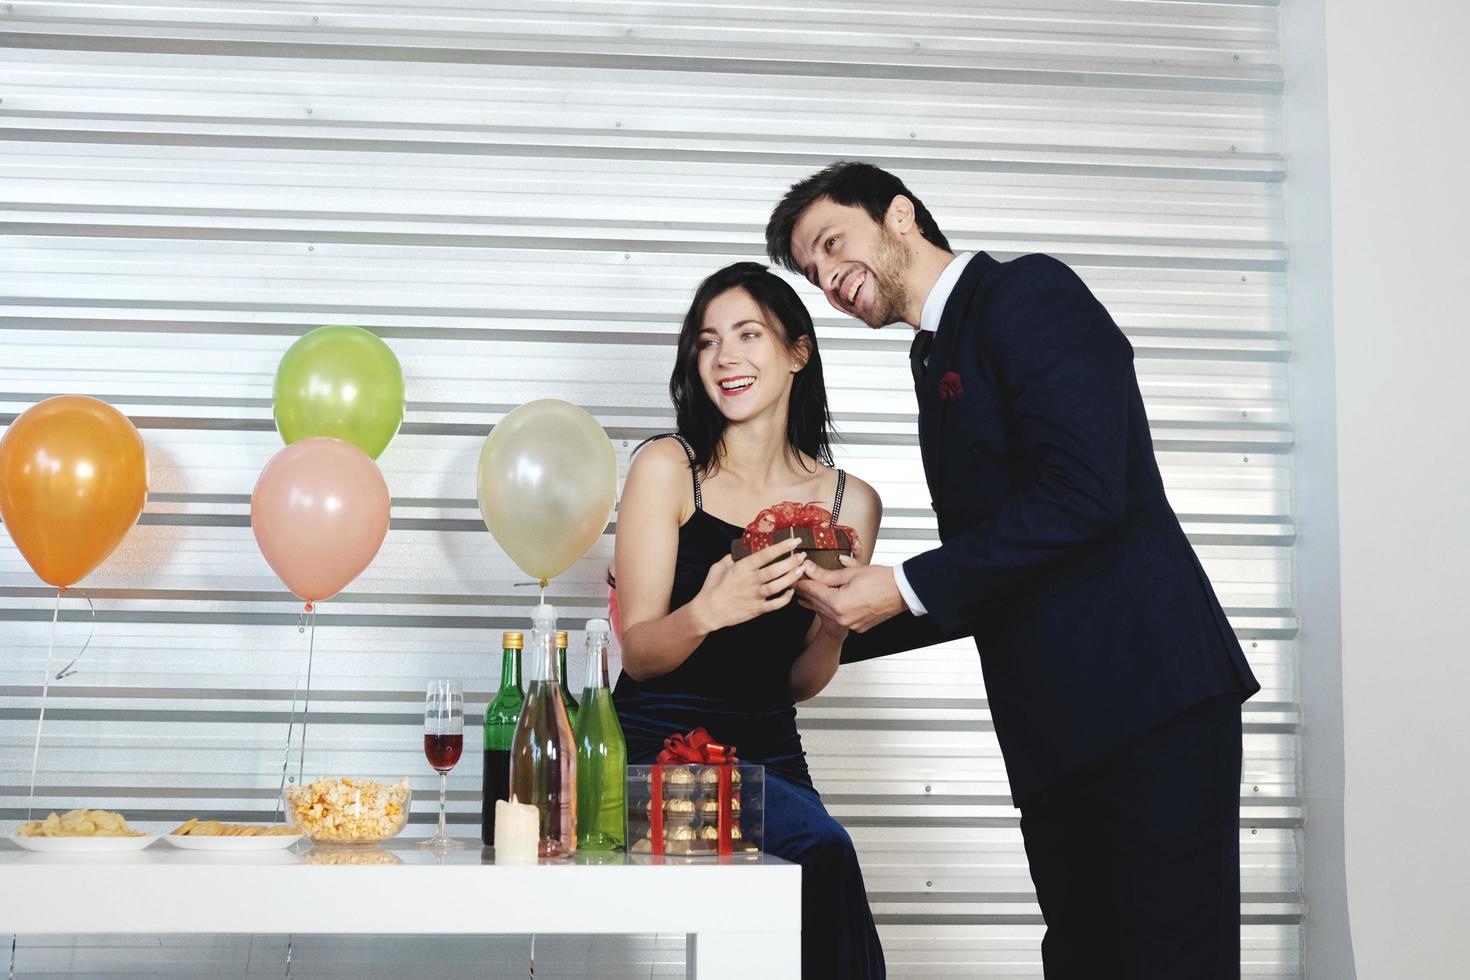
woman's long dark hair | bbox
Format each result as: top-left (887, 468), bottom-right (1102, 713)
top-left (669, 262), bottom-right (834, 476)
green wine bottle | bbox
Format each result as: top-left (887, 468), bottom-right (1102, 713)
top-left (481, 630), bottom-right (524, 846)
top-left (574, 618), bottom-right (626, 850)
top-left (556, 629), bottom-right (580, 728)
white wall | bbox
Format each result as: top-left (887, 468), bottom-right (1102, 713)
top-left (1279, 0), bottom-right (1352, 974)
top-left (1325, 1), bottom-right (1470, 976)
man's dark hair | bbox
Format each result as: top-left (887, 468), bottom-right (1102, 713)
top-left (668, 262), bottom-right (834, 476)
top-left (765, 161), bottom-right (951, 273)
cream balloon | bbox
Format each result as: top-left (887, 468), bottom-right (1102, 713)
top-left (476, 399), bottom-right (618, 584)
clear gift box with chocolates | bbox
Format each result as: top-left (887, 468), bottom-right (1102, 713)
top-left (626, 730), bottom-right (763, 856)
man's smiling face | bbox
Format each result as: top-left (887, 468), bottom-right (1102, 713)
top-left (789, 196), bottom-right (914, 330)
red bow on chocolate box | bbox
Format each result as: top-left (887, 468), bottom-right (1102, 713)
top-left (658, 728), bottom-right (737, 765)
top-left (650, 728), bottom-right (740, 857)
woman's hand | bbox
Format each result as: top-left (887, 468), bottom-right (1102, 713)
top-left (691, 536), bottom-right (807, 632)
top-left (789, 596), bottom-right (851, 702)
top-left (811, 608), bottom-right (849, 644)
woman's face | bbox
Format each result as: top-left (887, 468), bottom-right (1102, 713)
top-left (695, 287), bottom-right (806, 425)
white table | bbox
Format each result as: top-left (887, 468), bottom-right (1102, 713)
top-left (0, 841), bottom-right (801, 979)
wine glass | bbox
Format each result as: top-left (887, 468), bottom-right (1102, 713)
top-left (420, 679), bottom-right (464, 850)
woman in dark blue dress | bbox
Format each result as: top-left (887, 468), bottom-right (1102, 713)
top-left (611, 263), bottom-right (887, 978)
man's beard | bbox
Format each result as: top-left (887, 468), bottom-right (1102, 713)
top-left (860, 225), bottom-right (913, 329)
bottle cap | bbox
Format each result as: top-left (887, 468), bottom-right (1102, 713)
top-left (555, 630), bottom-right (569, 647)
top-left (585, 618), bottom-right (611, 637)
top-left (501, 631), bottom-right (523, 650)
top-left (531, 603), bottom-right (556, 632)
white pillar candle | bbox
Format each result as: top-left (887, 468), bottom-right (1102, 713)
top-left (494, 799), bottom-right (540, 863)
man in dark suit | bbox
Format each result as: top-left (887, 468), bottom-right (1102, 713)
top-left (766, 162), bottom-right (1261, 979)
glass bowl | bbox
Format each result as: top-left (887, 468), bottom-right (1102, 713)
top-left (282, 776), bottom-right (411, 845)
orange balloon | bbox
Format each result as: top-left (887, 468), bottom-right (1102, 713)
top-left (0, 396), bottom-right (148, 588)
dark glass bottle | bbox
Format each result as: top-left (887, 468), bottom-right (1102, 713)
top-left (480, 630), bottom-right (524, 845)
top-left (556, 629), bottom-right (580, 727)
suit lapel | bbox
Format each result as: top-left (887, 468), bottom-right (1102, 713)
top-left (915, 252), bottom-right (1000, 503)
top-left (909, 329), bottom-right (934, 386)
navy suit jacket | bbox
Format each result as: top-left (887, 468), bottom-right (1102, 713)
top-left (844, 252), bottom-right (1259, 804)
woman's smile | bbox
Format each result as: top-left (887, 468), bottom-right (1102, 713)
top-left (718, 374), bottom-right (756, 396)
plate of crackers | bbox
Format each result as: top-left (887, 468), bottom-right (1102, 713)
top-left (162, 818), bottom-right (303, 850)
top-left (13, 808), bottom-right (156, 852)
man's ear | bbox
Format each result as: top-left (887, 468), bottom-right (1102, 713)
top-left (790, 335), bottom-right (813, 372)
top-left (885, 194), bottom-right (916, 235)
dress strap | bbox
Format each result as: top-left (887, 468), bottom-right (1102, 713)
top-left (670, 435), bottom-right (703, 511)
top-left (644, 432), bottom-right (702, 511)
top-left (831, 469), bottom-right (847, 521)
top-left (610, 433), bottom-right (703, 590)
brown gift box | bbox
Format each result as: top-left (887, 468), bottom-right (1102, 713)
top-left (731, 524), bottom-right (855, 571)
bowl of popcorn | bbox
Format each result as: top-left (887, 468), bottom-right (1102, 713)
top-left (283, 776), bottom-right (411, 845)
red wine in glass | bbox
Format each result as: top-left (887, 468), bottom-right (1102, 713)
top-left (421, 679), bottom-right (465, 850)
top-left (424, 733), bottom-right (464, 772)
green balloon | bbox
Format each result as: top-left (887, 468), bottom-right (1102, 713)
top-left (273, 326), bottom-right (405, 459)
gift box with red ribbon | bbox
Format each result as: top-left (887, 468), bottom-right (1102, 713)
top-left (627, 728), bottom-right (764, 857)
top-left (730, 501), bottom-right (858, 571)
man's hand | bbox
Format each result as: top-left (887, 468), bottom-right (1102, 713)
top-left (793, 556), bottom-right (907, 633)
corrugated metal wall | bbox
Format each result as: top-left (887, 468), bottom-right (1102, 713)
top-left (1, 1), bottom-right (1300, 976)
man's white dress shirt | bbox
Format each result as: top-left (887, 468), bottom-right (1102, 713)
top-left (891, 252), bottom-right (975, 618)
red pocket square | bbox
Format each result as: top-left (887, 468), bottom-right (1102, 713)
top-left (939, 371), bottom-right (965, 401)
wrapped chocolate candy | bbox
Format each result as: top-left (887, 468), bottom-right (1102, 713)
top-left (698, 765), bottom-right (741, 792)
top-left (699, 796), bottom-right (741, 820)
top-left (659, 766), bottom-right (696, 797)
top-left (667, 824), bottom-right (698, 853)
top-left (647, 797), bottom-right (696, 823)
top-left (700, 823), bottom-right (744, 844)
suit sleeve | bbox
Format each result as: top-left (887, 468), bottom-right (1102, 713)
top-left (839, 610), bottom-right (961, 664)
top-left (901, 255), bottom-right (1134, 637)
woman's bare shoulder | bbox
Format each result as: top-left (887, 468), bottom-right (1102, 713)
top-left (836, 470), bottom-right (881, 524)
top-left (630, 436), bottom-right (696, 483)
top-left (840, 471), bottom-right (881, 507)
top-left (624, 437), bottom-right (697, 520)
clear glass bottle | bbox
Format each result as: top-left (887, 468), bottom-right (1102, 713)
top-left (573, 619), bottom-right (626, 850)
top-left (481, 630), bottom-right (524, 845)
top-left (509, 604), bottom-right (577, 856)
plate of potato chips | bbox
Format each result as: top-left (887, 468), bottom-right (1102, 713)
top-left (162, 818), bottom-right (302, 850)
top-left (13, 808), bottom-right (156, 852)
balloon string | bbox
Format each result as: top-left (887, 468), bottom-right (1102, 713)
top-left (53, 593), bottom-right (97, 680)
top-left (298, 608), bottom-right (318, 786)
top-left (25, 589), bottom-right (62, 822)
top-left (275, 614), bottom-right (307, 819)
top-left (274, 605), bottom-right (318, 819)
top-left (511, 578), bottom-right (552, 604)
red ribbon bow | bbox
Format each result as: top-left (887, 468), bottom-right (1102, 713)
top-left (658, 728), bottom-right (737, 766)
top-left (650, 728), bottom-right (739, 858)
top-left (740, 501), bottom-right (860, 555)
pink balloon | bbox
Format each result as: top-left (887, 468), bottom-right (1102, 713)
top-left (251, 437), bottom-right (390, 603)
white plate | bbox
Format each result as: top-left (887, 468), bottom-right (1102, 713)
top-left (162, 832), bottom-right (303, 851)
top-left (11, 834), bottom-right (157, 853)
